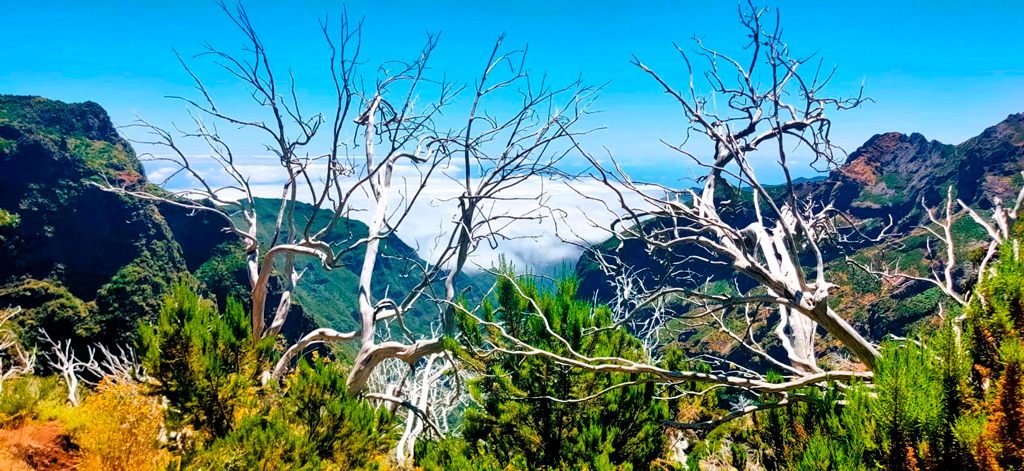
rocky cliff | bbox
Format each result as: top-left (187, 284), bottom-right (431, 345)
top-left (809, 114), bottom-right (1024, 229)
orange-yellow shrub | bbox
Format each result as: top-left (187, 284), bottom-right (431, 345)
top-left (76, 378), bottom-right (169, 471)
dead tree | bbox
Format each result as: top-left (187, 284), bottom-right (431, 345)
top-left (40, 329), bottom-right (97, 407)
top-left (100, 0), bottom-right (595, 452)
top-left (849, 187), bottom-right (969, 307)
top-left (0, 307), bottom-right (35, 394)
top-left (848, 178), bottom-right (1024, 340)
top-left (585, 2), bottom-right (880, 369)
top-left (456, 3), bottom-right (881, 431)
top-left (365, 321), bottom-right (473, 465)
top-left (86, 343), bottom-right (147, 386)
top-left (579, 2), bottom-right (877, 370)
top-left (960, 177), bottom-right (1024, 278)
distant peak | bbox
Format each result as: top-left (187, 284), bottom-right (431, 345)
top-left (845, 132), bottom-right (908, 164)
top-left (0, 95), bottom-right (121, 144)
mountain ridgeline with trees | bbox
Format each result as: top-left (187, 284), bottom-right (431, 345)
top-left (2, 2), bottom-right (1024, 470)
top-left (575, 112), bottom-right (1024, 372)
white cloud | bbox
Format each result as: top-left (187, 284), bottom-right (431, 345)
top-left (145, 167), bottom-right (175, 183)
top-left (146, 156), bottom-right (656, 273)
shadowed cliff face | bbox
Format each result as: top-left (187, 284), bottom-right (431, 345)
top-left (1, 95), bottom-right (163, 296)
top-left (953, 113), bottom-right (1024, 208)
top-left (0, 95), bottom-right (231, 344)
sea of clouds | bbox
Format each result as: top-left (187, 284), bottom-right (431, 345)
top-left (145, 153), bottom-right (657, 275)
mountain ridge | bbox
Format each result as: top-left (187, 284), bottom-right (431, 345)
top-left (575, 112), bottom-right (1024, 362)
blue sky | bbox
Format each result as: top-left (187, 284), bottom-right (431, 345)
top-left (4, 0), bottom-right (1024, 269)
top-left (4, 0), bottom-right (1024, 184)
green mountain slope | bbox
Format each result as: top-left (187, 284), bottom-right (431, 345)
top-left (242, 197), bottom-right (457, 337)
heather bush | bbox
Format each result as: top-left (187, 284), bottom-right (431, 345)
top-left (142, 284), bottom-right (395, 470)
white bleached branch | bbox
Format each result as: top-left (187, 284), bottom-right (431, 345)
top-left (0, 308), bottom-right (35, 395)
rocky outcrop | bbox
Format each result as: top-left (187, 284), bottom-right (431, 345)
top-left (807, 114), bottom-right (1024, 231)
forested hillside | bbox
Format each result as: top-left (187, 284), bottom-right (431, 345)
top-left (0, 95), bottom-right (230, 345)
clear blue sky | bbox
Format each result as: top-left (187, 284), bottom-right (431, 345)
top-left (3, 0), bottom-right (1024, 183)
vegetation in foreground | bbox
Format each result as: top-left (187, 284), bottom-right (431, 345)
top-left (1, 236), bottom-right (1024, 470)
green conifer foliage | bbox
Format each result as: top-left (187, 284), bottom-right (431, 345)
top-left (141, 284), bottom-right (395, 469)
top-left (928, 318), bottom-right (972, 468)
top-left (968, 241), bottom-right (1024, 381)
top-left (284, 356), bottom-right (394, 468)
top-left (440, 263), bottom-right (669, 470)
top-left (875, 342), bottom-right (939, 471)
top-left (966, 241), bottom-right (1024, 470)
top-left (139, 284), bottom-right (268, 439)
top-left (747, 318), bottom-right (976, 471)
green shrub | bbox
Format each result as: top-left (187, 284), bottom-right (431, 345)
top-left (416, 437), bottom-right (520, 471)
top-left (139, 283), bottom-right (271, 440)
top-left (0, 208), bottom-right (18, 228)
top-left (284, 356), bottom-right (394, 468)
top-left (143, 284), bottom-right (394, 470)
top-left (0, 375), bottom-right (62, 428)
top-left (175, 357), bottom-right (394, 470)
top-left (450, 263), bottom-right (669, 470)
top-left (184, 411), bottom-right (311, 471)
top-left (749, 316), bottom-right (973, 471)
